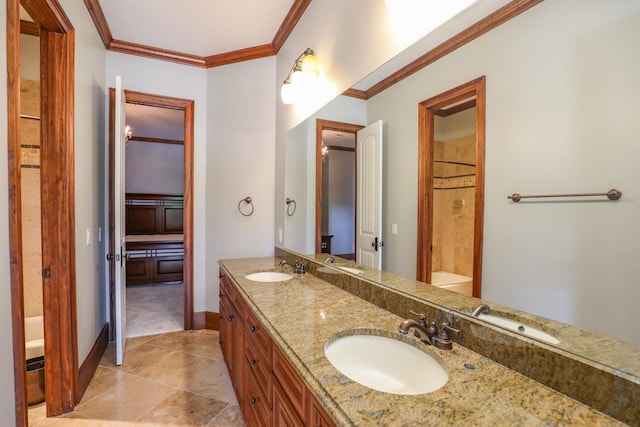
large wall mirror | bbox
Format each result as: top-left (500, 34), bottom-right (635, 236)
top-left (282, 0), bottom-right (640, 381)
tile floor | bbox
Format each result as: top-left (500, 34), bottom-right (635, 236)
top-left (28, 330), bottom-right (245, 426)
top-left (126, 283), bottom-right (184, 338)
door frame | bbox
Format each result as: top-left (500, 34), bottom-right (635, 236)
top-left (315, 119), bottom-right (363, 255)
top-left (108, 89), bottom-right (195, 336)
top-left (8, 0), bottom-right (78, 423)
top-left (417, 76), bottom-right (486, 297)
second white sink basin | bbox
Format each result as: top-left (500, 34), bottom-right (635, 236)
top-left (324, 333), bottom-right (448, 395)
top-left (477, 313), bottom-right (560, 345)
top-left (245, 272), bottom-right (293, 282)
top-left (336, 266), bottom-right (363, 274)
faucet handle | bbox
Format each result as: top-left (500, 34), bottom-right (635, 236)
top-left (441, 322), bottom-right (460, 336)
top-left (432, 322), bottom-right (459, 350)
top-left (294, 260), bottom-right (306, 274)
top-left (408, 310), bottom-right (426, 324)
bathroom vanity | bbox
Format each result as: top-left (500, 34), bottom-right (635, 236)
top-left (218, 257), bottom-right (625, 426)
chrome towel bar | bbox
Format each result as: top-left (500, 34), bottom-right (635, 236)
top-left (508, 189), bottom-right (622, 202)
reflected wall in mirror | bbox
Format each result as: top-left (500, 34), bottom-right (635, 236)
top-left (282, 0), bottom-right (640, 376)
top-left (315, 120), bottom-right (363, 259)
top-left (417, 77), bottom-right (485, 298)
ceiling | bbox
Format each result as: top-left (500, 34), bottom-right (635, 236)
top-left (97, 0), bottom-right (296, 58)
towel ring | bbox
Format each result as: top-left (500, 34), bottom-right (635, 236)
top-left (238, 196), bottom-right (254, 216)
top-left (286, 198), bottom-right (297, 216)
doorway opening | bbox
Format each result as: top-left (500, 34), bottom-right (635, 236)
top-left (123, 103), bottom-right (186, 337)
top-left (9, 0), bottom-right (78, 423)
top-left (108, 90), bottom-right (195, 344)
top-left (315, 120), bottom-right (364, 259)
top-left (417, 76), bottom-right (486, 298)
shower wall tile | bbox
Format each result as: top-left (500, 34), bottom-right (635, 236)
top-left (433, 135), bottom-right (475, 278)
top-left (20, 79), bottom-right (42, 318)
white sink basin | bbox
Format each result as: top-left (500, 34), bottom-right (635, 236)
top-left (324, 334), bottom-right (448, 395)
top-left (245, 272), bottom-right (293, 282)
top-left (337, 266), bottom-right (363, 274)
top-left (477, 313), bottom-right (560, 345)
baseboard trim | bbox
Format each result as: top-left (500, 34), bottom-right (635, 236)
top-left (193, 311), bottom-right (220, 331)
top-left (77, 323), bottom-right (109, 402)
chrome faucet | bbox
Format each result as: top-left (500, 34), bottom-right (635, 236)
top-left (471, 303), bottom-right (491, 317)
top-left (294, 260), bottom-right (306, 274)
top-left (323, 256), bottom-right (336, 264)
top-left (279, 259), bottom-right (291, 269)
top-left (398, 311), bottom-right (438, 345)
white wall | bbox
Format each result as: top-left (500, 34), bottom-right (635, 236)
top-left (125, 142), bottom-right (185, 195)
top-left (0, 5), bottom-right (17, 425)
top-left (106, 52), bottom-right (209, 310)
top-left (206, 57), bottom-right (276, 311)
top-left (58, 0), bottom-right (110, 362)
top-left (366, 0), bottom-right (640, 343)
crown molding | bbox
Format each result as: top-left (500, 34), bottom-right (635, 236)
top-left (83, 0), bottom-right (310, 68)
top-left (272, 0), bottom-right (311, 53)
top-left (109, 39), bottom-right (206, 67)
top-left (83, 0), bottom-right (111, 48)
top-left (204, 44), bottom-right (276, 68)
top-left (341, 88), bottom-right (367, 100)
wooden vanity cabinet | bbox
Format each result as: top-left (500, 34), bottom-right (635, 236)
top-left (219, 272), bottom-right (336, 427)
top-left (272, 346), bottom-right (306, 426)
top-left (244, 308), bottom-right (273, 426)
top-left (219, 275), bottom-right (244, 403)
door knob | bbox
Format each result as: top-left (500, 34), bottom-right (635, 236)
top-left (371, 237), bottom-right (384, 251)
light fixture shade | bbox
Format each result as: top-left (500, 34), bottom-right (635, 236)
top-left (301, 51), bottom-right (319, 78)
top-left (290, 67), bottom-right (304, 86)
top-left (281, 81), bottom-right (296, 104)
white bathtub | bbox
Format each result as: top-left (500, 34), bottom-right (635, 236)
top-left (25, 315), bottom-right (44, 361)
top-left (431, 271), bottom-right (473, 296)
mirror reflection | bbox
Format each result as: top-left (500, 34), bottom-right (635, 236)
top-left (282, 0), bottom-right (640, 379)
top-left (429, 101), bottom-right (477, 297)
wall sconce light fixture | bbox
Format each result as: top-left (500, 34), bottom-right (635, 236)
top-left (321, 142), bottom-right (329, 163)
top-left (281, 48), bottom-right (319, 104)
top-left (125, 125), bottom-right (133, 140)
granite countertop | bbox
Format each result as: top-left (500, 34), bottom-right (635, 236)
top-left (219, 257), bottom-right (623, 426)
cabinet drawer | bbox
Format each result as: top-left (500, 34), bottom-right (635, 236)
top-left (273, 346), bottom-right (305, 420)
top-left (274, 381), bottom-right (305, 427)
top-left (245, 309), bottom-right (272, 358)
top-left (245, 339), bottom-right (272, 405)
top-left (244, 367), bottom-right (271, 427)
top-left (307, 392), bottom-right (336, 427)
top-left (221, 275), bottom-right (244, 316)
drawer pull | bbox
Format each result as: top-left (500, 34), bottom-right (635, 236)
top-left (227, 315), bottom-right (233, 321)
top-left (250, 397), bottom-right (259, 404)
top-left (250, 325), bottom-right (258, 332)
top-left (250, 359), bottom-right (259, 365)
